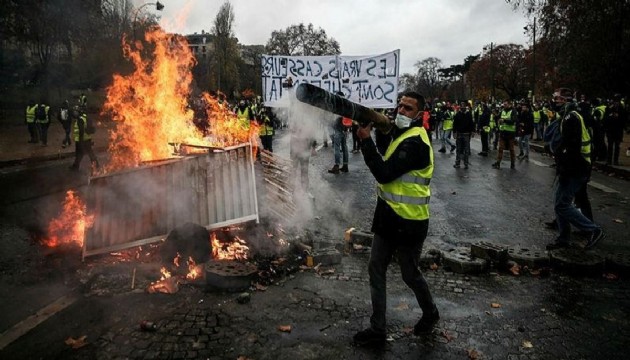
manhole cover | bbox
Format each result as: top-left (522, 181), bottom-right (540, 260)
top-left (205, 260), bottom-right (257, 292)
top-left (507, 247), bottom-right (550, 268)
top-left (550, 248), bottom-right (605, 276)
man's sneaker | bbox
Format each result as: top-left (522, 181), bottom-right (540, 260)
top-left (585, 228), bottom-right (605, 249)
top-left (438, 148), bottom-right (446, 153)
top-left (340, 164), bottom-right (349, 173)
top-left (478, 151), bottom-right (488, 156)
top-left (546, 240), bottom-right (570, 250)
top-left (450, 145), bottom-right (456, 153)
top-left (492, 162), bottom-right (500, 169)
top-left (328, 165), bottom-right (340, 174)
top-left (413, 308), bottom-right (440, 335)
top-left (353, 328), bottom-right (386, 346)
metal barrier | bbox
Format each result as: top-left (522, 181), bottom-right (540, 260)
top-left (83, 144), bottom-right (259, 259)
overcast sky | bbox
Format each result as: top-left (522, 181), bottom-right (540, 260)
top-left (151, 0), bottom-right (530, 75)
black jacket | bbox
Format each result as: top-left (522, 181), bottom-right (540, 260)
top-left (453, 110), bottom-right (475, 133)
top-left (555, 107), bottom-right (591, 177)
top-left (361, 122), bottom-right (431, 242)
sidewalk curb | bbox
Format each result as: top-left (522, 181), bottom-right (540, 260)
top-left (0, 146), bottom-right (108, 169)
top-left (530, 142), bottom-right (630, 178)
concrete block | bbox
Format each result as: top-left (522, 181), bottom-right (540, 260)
top-left (470, 241), bottom-right (509, 262)
top-left (549, 248), bottom-right (605, 276)
top-left (419, 248), bottom-right (442, 269)
top-left (347, 229), bottom-right (374, 247)
top-left (507, 247), bottom-right (550, 269)
top-left (443, 247), bottom-right (488, 274)
top-left (312, 248), bottom-right (342, 266)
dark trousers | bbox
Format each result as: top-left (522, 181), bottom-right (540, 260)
top-left (72, 140), bottom-right (99, 170)
top-left (368, 228), bottom-right (436, 333)
top-left (37, 122), bottom-right (50, 145)
top-left (27, 123), bottom-right (38, 142)
top-left (605, 133), bottom-right (621, 165)
top-left (496, 132), bottom-right (516, 163)
top-left (260, 135), bottom-right (273, 152)
top-left (480, 131), bottom-right (489, 153)
top-left (352, 131), bottom-right (360, 151)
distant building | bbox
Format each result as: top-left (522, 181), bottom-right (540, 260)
top-left (186, 30), bottom-right (215, 59)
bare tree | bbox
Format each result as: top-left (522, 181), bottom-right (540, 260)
top-left (265, 23), bottom-right (340, 56)
top-left (211, 0), bottom-right (241, 95)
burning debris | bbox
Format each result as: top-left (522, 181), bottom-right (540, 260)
top-left (42, 190), bottom-right (93, 248)
top-left (102, 26), bottom-right (254, 173)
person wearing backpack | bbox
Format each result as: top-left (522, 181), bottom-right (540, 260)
top-left (546, 88), bottom-right (604, 250)
top-left (25, 100), bottom-right (39, 143)
top-left (58, 100), bottom-right (72, 148)
top-left (34, 100), bottom-right (50, 146)
top-left (69, 105), bottom-right (99, 172)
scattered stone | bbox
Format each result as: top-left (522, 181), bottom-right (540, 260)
top-left (507, 247), bottom-right (550, 269)
top-left (470, 241), bottom-right (508, 262)
top-left (442, 247), bottom-right (488, 274)
top-left (236, 292), bottom-right (251, 304)
top-left (312, 248), bottom-right (342, 266)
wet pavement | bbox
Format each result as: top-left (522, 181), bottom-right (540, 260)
top-left (1, 123), bottom-right (630, 359)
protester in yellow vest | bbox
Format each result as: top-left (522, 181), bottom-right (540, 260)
top-left (438, 105), bottom-right (456, 153)
top-left (69, 106), bottom-right (99, 172)
top-left (492, 100), bottom-right (518, 169)
top-left (546, 87), bottom-right (604, 251)
top-left (25, 100), bottom-right (38, 143)
top-left (353, 91), bottom-right (439, 346)
top-left (258, 107), bottom-right (275, 152)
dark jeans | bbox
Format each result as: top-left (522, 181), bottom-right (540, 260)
top-left (351, 130), bottom-right (360, 151)
top-left (368, 228), bottom-right (436, 333)
top-left (455, 133), bottom-right (471, 165)
top-left (554, 175), bottom-right (599, 241)
top-left (37, 122), bottom-right (50, 145)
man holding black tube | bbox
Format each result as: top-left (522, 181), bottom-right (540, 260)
top-left (353, 91), bottom-right (439, 346)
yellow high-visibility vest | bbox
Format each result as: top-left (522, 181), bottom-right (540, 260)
top-left (377, 127), bottom-right (433, 220)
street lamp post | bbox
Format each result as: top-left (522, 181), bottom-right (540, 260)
top-left (132, 1), bottom-right (165, 40)
top-left (484, 42), bottom-right (495, 102)
top-left (524, 18), bottom-right (536, 101)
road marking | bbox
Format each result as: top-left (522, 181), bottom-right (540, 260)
top-left (529, 159), bottom-right (552, 167)
top-left (0, 294), bottom-right (78, 350)
top-left (589, 181), bottom-right (619, 193)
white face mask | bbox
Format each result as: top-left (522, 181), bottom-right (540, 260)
top-left (394, 113), bottom-right (414, 129)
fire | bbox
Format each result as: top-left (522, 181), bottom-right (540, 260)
top-left (102, 26), bottom-right (257, 172)
top-left (42, 191), bottom-right (93, 248)
top-left (211, 233), bottom-right (249, 260)
top-left (160, 266), bottom-right (172, 280)
top-left (185, 256), bottom-right (202, 280)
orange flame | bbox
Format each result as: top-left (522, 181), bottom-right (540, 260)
top-left (185, 256), bottom-right (202, 280)
top-left (160, 266), bottom-right (172, 280)
top-left (211, 233), bottom-right (249, 260)
top-left (42, 191), bottom-right (93, 248)
top-left (102, 26), bottom-right (256, 172)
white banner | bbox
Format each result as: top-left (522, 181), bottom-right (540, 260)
top-left (261, 50), bottom-right (400, 108)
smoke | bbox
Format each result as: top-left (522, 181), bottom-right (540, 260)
top-left (267, 88), bottom-right (368, 243)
